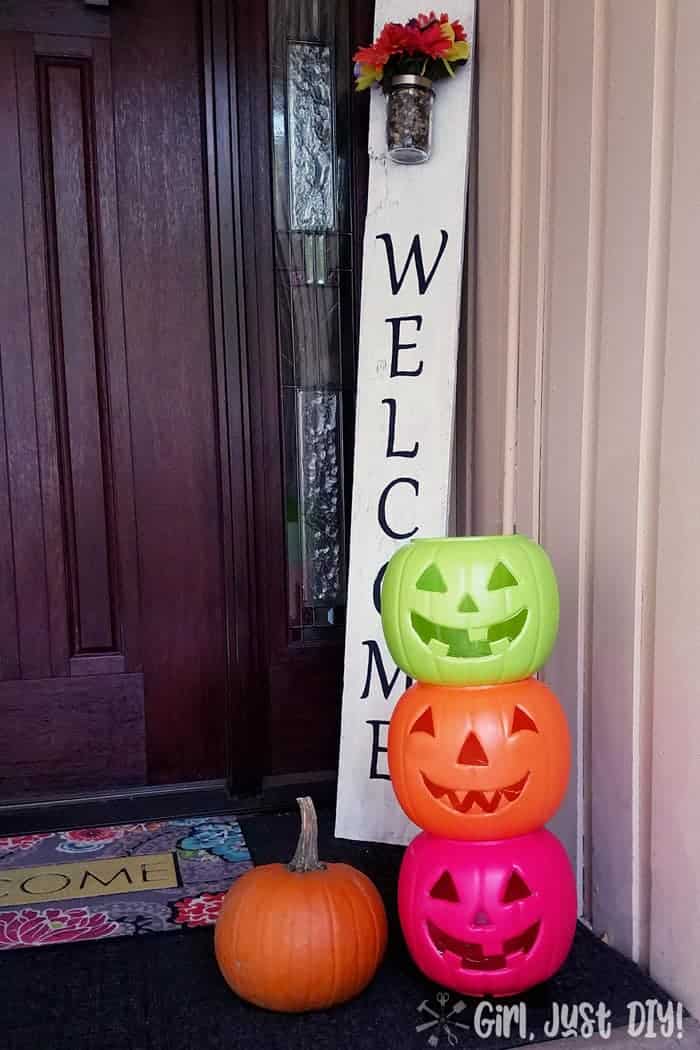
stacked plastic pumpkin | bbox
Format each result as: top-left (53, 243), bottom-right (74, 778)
top-left (382, 535), bottom-right (576, 998)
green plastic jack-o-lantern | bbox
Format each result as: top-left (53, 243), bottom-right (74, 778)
top-left (381, 536), bottom-right (559, 686)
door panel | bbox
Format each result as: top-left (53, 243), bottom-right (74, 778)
top-left (37, 44), bottom-right (128, 672)
top-left (110, 0), bottom-right (227, 784)
top-left (0, 32), bottom-right (46, 683)
top-left (0, 2), bottom-right (228, 799)
top-left (1, 675), bottom-right (145, 795)
top-left (0, 29), bottom-right (144, 797)
top-left (15, 31), bottom-right (138, 683)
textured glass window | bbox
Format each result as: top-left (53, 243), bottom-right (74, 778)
top-left (268, 0), bottom-right (354, 641)
top-left (287, 42), bottom-right (335, 231)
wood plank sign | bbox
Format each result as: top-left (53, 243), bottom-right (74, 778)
top-left (335, 0), bottom-right (476, 844)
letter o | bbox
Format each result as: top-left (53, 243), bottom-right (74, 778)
top-left (21, 873), bottom-right (71, 895)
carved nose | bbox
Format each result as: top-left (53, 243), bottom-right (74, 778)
top-left (473, 909), bottom-right (492, 926)
top-left (458, 732), bottom-right (489, 766)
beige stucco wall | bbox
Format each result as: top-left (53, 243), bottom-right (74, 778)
top-left (459, 0), bottom-right (700, 1018)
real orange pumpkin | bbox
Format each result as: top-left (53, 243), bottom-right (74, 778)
top-left (214, 797), bottom-right (388, 1012)
top-left (388, 678), bottom-right (571, 840)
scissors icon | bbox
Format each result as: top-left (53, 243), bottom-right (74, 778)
top-left (419, 992), bottom-right (469, 1047)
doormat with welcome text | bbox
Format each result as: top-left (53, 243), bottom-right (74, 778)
top-left (0, 816), bottom-right (252, 950)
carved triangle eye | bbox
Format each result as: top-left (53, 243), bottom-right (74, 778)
top-left (430, 871), bottom-right (460, 902)
top-left (502, 870), bottom-right (532, 903)
top-left (416, 564), bottom-right (448, 593)
top-left (410, 707), bottom-right (436, 736)
top-left (487, 562), bottom-right (518, 590)
top-left (510, 706), bottom-right (538, 735)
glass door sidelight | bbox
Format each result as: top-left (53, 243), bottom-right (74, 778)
top-left (268, 0), bottom-right (356, 643)
top-left (203, 0), bottom-right (373, 783)
top-left (259, 0), bottom-right (371, 775)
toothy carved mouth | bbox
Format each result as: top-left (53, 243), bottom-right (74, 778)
top-left (427, 919), bottom-right (540, 971)
top-left (421, 772), bottom-right (530, 814)
top-left (411, 608), bottom-right (528, 659)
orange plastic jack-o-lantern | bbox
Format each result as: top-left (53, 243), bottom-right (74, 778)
top-left (388, 678), bottom-right (570, 840)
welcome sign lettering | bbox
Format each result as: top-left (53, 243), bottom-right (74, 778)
top-left (335, 0), bottom-right (475, 844)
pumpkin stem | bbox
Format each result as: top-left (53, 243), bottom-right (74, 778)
top-left (288, 796), bottom-right (326, 872)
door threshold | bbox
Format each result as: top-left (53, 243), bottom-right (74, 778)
top-left (0, 772), bottom-right (337, 836)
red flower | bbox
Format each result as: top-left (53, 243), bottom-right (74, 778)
top-left (0, 907), bottom-right (120, 949)
top-left (353, 44), bottom-right (383, 66)
top-left (57, 823), bottom-right (165, 854)
top-left (377, 21), bottom-right (414, 55)
top-left (416, 20), bottom-right (450, 58)
top-left (171, 892), bottom-right (225, 928)
top-left (412, 11), bottom-right (466, 43)
top-left (63, 828), bottom-right (123, 843)
top-left (354, 21), bottom-right (415, 67)
top-left (0, 834), bottom-right (51, 852)
top-left (61, 822), bottom-right (161, 845)
top-left (448, 16), bottom-right (467, 42)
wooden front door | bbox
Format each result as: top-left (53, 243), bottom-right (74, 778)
top-left (0, 1), bottom-right (229, 801)
top-left (0, 0), bottom-right (371, 808)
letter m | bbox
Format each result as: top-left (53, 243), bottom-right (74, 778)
top-left (80, 867), bottom-right (133, 891)
top-left (360, 640), bottom-right (410, 700)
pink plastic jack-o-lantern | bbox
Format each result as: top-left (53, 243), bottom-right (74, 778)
top-left (398, 829), bottom-right (576, 998)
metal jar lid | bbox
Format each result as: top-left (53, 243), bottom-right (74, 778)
top-left (390, 74), bottom-right (434, 90)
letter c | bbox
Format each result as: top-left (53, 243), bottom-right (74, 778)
top-left (377, 477), bottom-right (419, 540)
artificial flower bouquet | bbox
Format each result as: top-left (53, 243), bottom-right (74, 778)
top-left (353, 11), bottom-right (471, 163)
top-left (353, 11), bottom-right (471, 93)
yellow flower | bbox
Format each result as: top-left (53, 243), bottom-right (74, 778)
top-left (440, 20), bottom-right (471, 64)
top-left (355, 62), bottom-right (383, 91)
top-left (445, 39), bottom-right (470, 62)
top-left (441, 21), bottom-right (456, 42)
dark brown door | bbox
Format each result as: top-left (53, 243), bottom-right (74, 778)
top-left (0, 1), bottom-right (228, 800)
top-left (0, 0), bottom-right (371, 806)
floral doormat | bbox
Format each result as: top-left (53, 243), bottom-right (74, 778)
top-left (0, 816), bottom-right (252, 951)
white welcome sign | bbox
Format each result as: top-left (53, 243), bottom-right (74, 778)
top-left (335, 0), bottom-right (476, 844)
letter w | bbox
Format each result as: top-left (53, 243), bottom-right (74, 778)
top-left (376, 230), bottom-right (449, 295)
